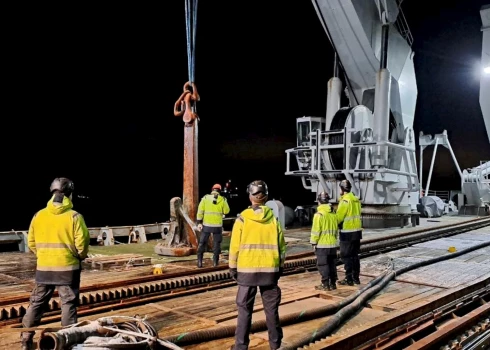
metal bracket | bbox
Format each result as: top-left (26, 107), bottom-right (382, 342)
top-left (154, 197), bottom-right (198, 256)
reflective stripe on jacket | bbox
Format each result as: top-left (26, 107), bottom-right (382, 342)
top-left (229, 205), bottom-right (287, 286)
top-left (310, 204), bottom-right (338, 248)
top-left (196, 192), bottom-right (230, 228)
top-left (336, 192), bottom-right (363, 241)
top-left (28, 195), bottom-right (90, 285)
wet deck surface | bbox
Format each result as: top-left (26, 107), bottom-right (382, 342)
top-left (1, 219), bottom-right (489, 349)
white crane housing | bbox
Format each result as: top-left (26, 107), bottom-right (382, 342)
top-left (285, 0), bottom-right (419, 228)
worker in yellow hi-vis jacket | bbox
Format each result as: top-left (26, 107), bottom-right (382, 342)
top-left (196, 183), bottom-right (230, 267)
top-left (229, 180), bottom-right (286, 350)
top-left (336, 179), bottom-right (363, 286)
top-left (21, 178), bottom-right (90, 350)
top-left (310, 191), bottom-right (339, 291)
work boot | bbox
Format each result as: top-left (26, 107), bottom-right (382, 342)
top-left (213, 255), bottom-right (219, 267)
top-left (315, 283), bottom-right (331, 291)
top-left (21, 339), bottom-right (32, 350)
top-left (197, 254), bottom-right (203, 268)
top-left (329, 279), bottom-right (337, 290)
top-left (338, 279), bottom-right (354, 286)
top-left (353, 277), bottom-right (361, 285)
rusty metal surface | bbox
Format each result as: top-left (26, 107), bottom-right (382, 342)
top-left (304, 226), bottom-right (490, 349)
top-left (155, 82), bottom-right (200, 256)
top-left (0, 250), bottom-right (316, 309)
top-left (173, 82), bottom-right (199, 126)
top-left (308, 275), bottom-right (490, 350)
top-left (0, 256), bottom-right (317, 326)
top-left (153, 246), bottom-right (196, 257)
top-left (3, 223), bottom-right (490, 348)
top-left (178, 82), bottom-right (199, 250)
top-left (442, 317), bottom-right (490, 349)
top-left (403, 303), bottom-right (490, 349)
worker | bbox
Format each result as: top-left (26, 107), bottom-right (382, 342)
top-left (229, 180), bottom-right (286, 350)
top-left (196, 184), bottom-right (230, 268)
top-left (21, 178), bottom-right (90, 350)
top-left (310, 191), bottom-right (339, 291)
top-left (336, 179), bottom-right (363, 286)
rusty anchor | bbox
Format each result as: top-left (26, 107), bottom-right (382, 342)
top-left (154, 81), bottom-right (200, 257)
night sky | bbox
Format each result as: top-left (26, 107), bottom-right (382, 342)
top-left (3, 1), bottom-right (489, 231)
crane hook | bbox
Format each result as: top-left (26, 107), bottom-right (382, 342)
top-left (173, 81), bottom-right (200, 126)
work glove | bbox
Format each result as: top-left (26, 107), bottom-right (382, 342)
top-left (197, 224), bottom-right (203, 231)
top-left (312, 244), bottom-right (317, 250)
top-left (230, 268), bottom-right (238, 281)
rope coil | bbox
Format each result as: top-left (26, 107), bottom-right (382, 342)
top-left (37, 315), bottom-right (181, 350)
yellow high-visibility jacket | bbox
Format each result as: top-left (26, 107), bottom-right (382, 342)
top-left (310, 204), bottom-right (338, 248)
top-left (229, 205), bottom-right (287, 286)
top-left (196, 191), bottom-right (230, 232)
top-left (28, 195), bottom-right (90, 285)
top-left (336, 192), bottom-right (363, 241)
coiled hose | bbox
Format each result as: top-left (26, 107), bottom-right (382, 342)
top-left (280, 239), bottom-right (490, 349)
top-left (162, 271), bottom-right (389, 346)
top-left (37, 316), bottom-right (160, 350)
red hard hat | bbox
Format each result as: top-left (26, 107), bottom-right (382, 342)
top-left (212, 184), bottom-right (222, 191)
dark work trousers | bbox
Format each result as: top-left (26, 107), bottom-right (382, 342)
top-left (235, 285), bottom-right (283, 350)
top-left (315, 248), bottom-right (337, 285)
top-left (21, 284), bottom-right (79, 341)
top-left (197, 231), bottom-right (222, 258)
top-left (340, 240), bottom-right (361, 282)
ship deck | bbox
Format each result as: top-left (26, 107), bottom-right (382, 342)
top-left (0, 215), bottom-right (480, 295)
top-left (0, 215), bottom-right (488, 349)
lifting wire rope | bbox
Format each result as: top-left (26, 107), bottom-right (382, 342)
top-left (185, 0), bottom-right (197, 88)
top-left (174, 0), bottom-right (200, 126)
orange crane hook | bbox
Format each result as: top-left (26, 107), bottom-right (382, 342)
top-left (173, 81), bottom-right (200, 126)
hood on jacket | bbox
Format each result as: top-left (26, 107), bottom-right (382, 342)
top-left (241, 205), bottom-right (275, 223)
top-left (344, 192), bottom-right (360, 203)
top-left (317, 203), bottom-right (332, 215)
top-left (47, 195), bottom-right (73, 215)
top-left (206, 193), bottom-right (226, 204)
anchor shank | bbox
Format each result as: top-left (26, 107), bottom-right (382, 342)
top-left (182, 121), bottom-right (199, 248)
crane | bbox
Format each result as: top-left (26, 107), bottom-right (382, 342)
top-left (285, 0), bottom-right (419, 228)
top-left (459, 4), bottom-right (490, 215)
top-left (415, 4), bottom-right (489, 216)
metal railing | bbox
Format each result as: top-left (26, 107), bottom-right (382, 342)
top-left (394, 0), bottom-right (414, 46)
top-left (421, 190), bottom-right (451, 201)
top-left (481, 160), bottom-right (490, 180)
top-left (0, 221), bottom-right (172, 252)
top-left (285, 128), bottom-right (419, 193)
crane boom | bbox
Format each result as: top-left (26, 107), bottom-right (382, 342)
top-left (481, 4), bottom-right (490, 143)
top-left (285, 0), bottom-right (420, 228)
top-left (311, 0), bottom-right (416, 143)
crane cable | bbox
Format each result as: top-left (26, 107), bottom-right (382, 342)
top-left (185, 0), bottom-right (198, 87)
top-left (174, 0), bottom-right (200, 125)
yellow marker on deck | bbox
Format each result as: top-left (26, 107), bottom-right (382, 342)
top-left (153, 264), bottom-right (164, 275)
top-left (448, 246), bottom-right (457, 253)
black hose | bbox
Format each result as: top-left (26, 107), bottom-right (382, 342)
top-left (279, 272), bottom-right (395, 350)
top-left (161, 220), bottom-right (490, 347)
top-left (280, 239), bottom-right (490, 349)
top-left (162, 271), bottom-right (388, 346)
